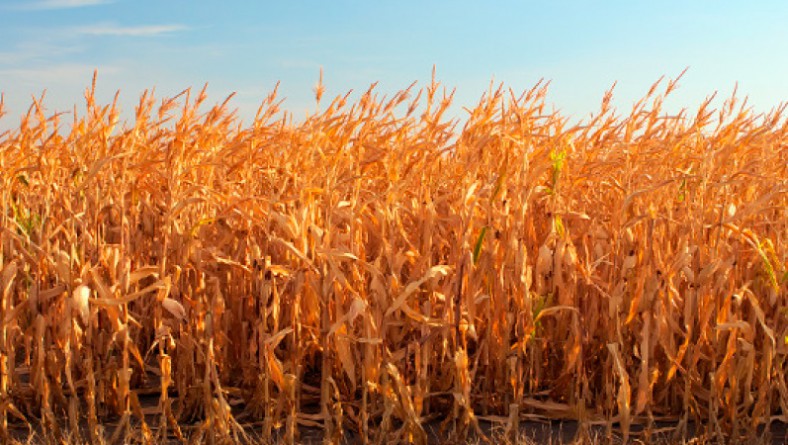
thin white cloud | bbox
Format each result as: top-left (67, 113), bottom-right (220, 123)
top-left (0, 64), bottom-right (120, 87)
top-left (12, 0), bottom-right (112, 10)
top-left (0, 42), bottom-right (85, 67)
top-left (76, 24), bottom-right (187, 37)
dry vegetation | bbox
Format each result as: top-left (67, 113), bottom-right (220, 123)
top-left (0, 73), bottom-right (787, 444)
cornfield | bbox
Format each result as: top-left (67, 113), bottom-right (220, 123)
top-left (0, 73), bottom-right (787, 444)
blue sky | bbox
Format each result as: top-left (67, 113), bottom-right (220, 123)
top-left (1, 0), bottom-right (787, 131)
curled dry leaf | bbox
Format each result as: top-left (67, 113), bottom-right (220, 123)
top-left (1, 261), bottom-right (18, 298)
top-left (162, 297), bottom-right (186, 321)
top-left (384, 265), bottom-right (451, 318)
top-left (53, 249), bottom-right (71, 283)
top-left (72, 284), bottom-right (91, 325)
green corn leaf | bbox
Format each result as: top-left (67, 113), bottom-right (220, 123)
top-left (473, 226), bottom-right (488, 264)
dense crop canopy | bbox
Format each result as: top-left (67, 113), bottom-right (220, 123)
top-left (0, 74), bottom-right (787, 444)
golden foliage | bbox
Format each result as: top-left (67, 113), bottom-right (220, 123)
top-left (0, 73), bottom-right (787, 444)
